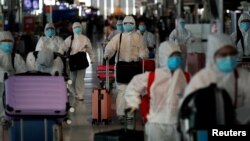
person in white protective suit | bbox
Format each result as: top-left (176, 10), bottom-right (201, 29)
top-left (183, 33), bottom-right (250, 124)
top-left (125, 41), bottom-right (188, 141)
top-left (107, 20), bottom-right (123, 41)
top-left (169, 18), bottom-right (193, 70)
top-left (137, 20), bottom-right (156, 58)
top-left (65, 22), bottom-right (95, 101)
top-left (104, 16), bottom-right (148, 120)
top-left (26, 48), bottom-right (64, 76)
top-left (231, 13), bottom-right (250, 57)
top-left (35, 23), bottom-right (67, 54)
top-left (0, 31), bottom-right (27, 95)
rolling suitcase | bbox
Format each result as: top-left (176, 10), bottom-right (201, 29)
top-left (92, 60), bottom-right (112, 124)
top-left (94, 109), bottom-right (144, 141)
top-left (4, 72), bottom-right (68, 118)
top-left (9, 118), bottom-right (62, 141)
top-left (142, 59), bottom-right (155, 72)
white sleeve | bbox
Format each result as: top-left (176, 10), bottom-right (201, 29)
top-left (138, 34), bottom-right (149, 59)
top-left (85, 38), bottom-right (95, 62)
top-left (125, 72), bottom-right (149, 109)
top-left (169, 29), bottom-right (177, 42)
top-left (51, 57), bottom-right (64, 76)
top-left (26, 52), bottom-right (36, 71)
top-left (57, 37), bottom-right (67, 54)
top-left (148, 32), bottom-right (156, 48)
top-left (35, 38), bottom-right (44, 51)
top-left (104, 34), bottom-right (120, 59)
top-left (14, 54), bottom-right (27, 73)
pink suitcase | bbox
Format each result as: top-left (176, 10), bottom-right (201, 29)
top-left (4, 75), bottom-right (68, 117)
top-left (92, 60), bottom-right (112, 125)
top-left (92, 88), bottom-right (112, 125)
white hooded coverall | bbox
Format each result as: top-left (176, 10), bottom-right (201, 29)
top-left (231, 13), bottom-right (250, 57)
top-left (65, 22), bottom-right (95, 100)
top-left (104, 16), bottom-right (148, 116)
top-left (26, 48), bottom-right (64, 76)
top-left (125, 41), bottom-right (188, 141)
top-left (169, 18), bottom-right (193, 70)
top-left (183, 33), bottom-right (250, 124)
top-left (0, 31), bottom-right (27, 96)
top-left (35, 23), bottom-right (67, 54)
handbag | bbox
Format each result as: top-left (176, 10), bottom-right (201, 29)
top-left (115, 33), bottom-right (142, 84)
top-left (67, 35), bottom-right (89, 71)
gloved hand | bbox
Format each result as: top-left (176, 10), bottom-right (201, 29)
top-left (128, 107), bottom-right (137, 115)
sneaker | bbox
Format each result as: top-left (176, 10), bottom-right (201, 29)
top-left (75, 96), bottom-right (84, 101)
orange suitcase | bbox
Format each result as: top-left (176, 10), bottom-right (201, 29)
top-left (92, 60), bottom-right (112, 125)
top-left (92, 88), bottom-right (112, 125)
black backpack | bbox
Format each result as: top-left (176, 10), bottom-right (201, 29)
top-left (178, 83), bottom-right (236, 132)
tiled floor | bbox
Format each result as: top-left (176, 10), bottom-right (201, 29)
top-left (0, 34), bottom-right (144, 141)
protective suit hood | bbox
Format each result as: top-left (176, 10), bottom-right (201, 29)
top-left (0, 31), bottom-right (14, 42)
top-left (206, 33), bottom-right (235, 69)
top-left (123, 16), bottom-right (136, 25)
top-left (72, 22), bottom-right (82, 30)
top-left (158, 41), bottom-right (181, 69)
top-left (238, 13), bottom-right (250, 33)
top-left (44, 23), bottom-right (55, 35)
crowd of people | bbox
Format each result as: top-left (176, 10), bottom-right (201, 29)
top-left (0, 11), bottom-right (249, 141)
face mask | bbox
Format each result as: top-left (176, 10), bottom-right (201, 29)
top-left (240, 22), bottom-right (250, 31)
top-left (73, 27), bottom-right (82, 35)
top-left (139, 25), bottom-right (146, 32)
top-left (179, 22), bottom-right (185, 29)
top-left (216, 56), bottom-right (238, 73)
top-left (46, 29), bottom-right (55, 37)
top-left (123, 24), bottom-right (134, 32)
top-left (167, 56), bottom-right (182, 71)
top-left (116, 25), bottom-right (123, 32)
top-left (0, 42), bottom-right (13, 53)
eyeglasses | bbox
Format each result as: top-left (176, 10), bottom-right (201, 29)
top-left (46, 27), bottom-right (54, 30)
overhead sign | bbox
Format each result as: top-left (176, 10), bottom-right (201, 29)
top-left (23, 0), bottom-right (39, 11)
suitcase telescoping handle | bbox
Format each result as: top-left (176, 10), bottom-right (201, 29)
top-left (106, 59), bottom-right (110, 92)
top-left (124, 108), bottom-right (137, 132)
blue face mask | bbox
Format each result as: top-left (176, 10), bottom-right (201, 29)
top-left (179, 22), bottom-right (185, 29)
top-left (167, 56), bottom-right (182, 71)
top-left (73, 27), bottom-right (82, 35)
top-left (116, 25), bottom-right (123, 32)
top-left (240, 22), bottom-right (250, 31)
top-left (46, 29), bottom-right (55, 37)
top-left (0, 42), bottom-right (13, 53)
top-left (216, 56), bottom-right (238, 73)
top-left (123, 24), bottom-right (134, 32)
top-left (139, 25), bottom-right (146, 32)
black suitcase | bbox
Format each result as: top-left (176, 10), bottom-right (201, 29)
top-left (94, 109), bottom-right (144, 141)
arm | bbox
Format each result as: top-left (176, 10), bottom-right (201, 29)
top-left (169, 29), bottom-right (177, 42)
top-left (26, 52), bottom-right (36, 71)
top-left (14, 54), bottom-right (27, 73)
top-left (138, 34), bottom-right (149, 59)
top-left (35, 38), bottom-right (44, 51)
top-left (148, 32), bottom-right (156, 48)
top-left (51, 57), bottom-right (64, 76)
top-left (104, 34), bottom-right (120, 59)
top-left (57, 37), bottom-right (67, 54)
top-left (125, 72), bottom-right (149, 109)
top-left (85, 38), bottom-right (95, 63)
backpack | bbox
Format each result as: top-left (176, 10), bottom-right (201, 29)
top-left (140, 71), bottom-right (190, 124)
top-left (178, 83), bottom-right (236, 131)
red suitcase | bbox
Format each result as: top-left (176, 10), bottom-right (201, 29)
top-left (142, 59), bottom-right (155, 72)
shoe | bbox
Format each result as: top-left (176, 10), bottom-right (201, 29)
top-left (75, 96), bottom-right (84, 101)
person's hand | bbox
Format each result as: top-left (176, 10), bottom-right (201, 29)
top-left (128, 107), bottom-right (137, 115)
